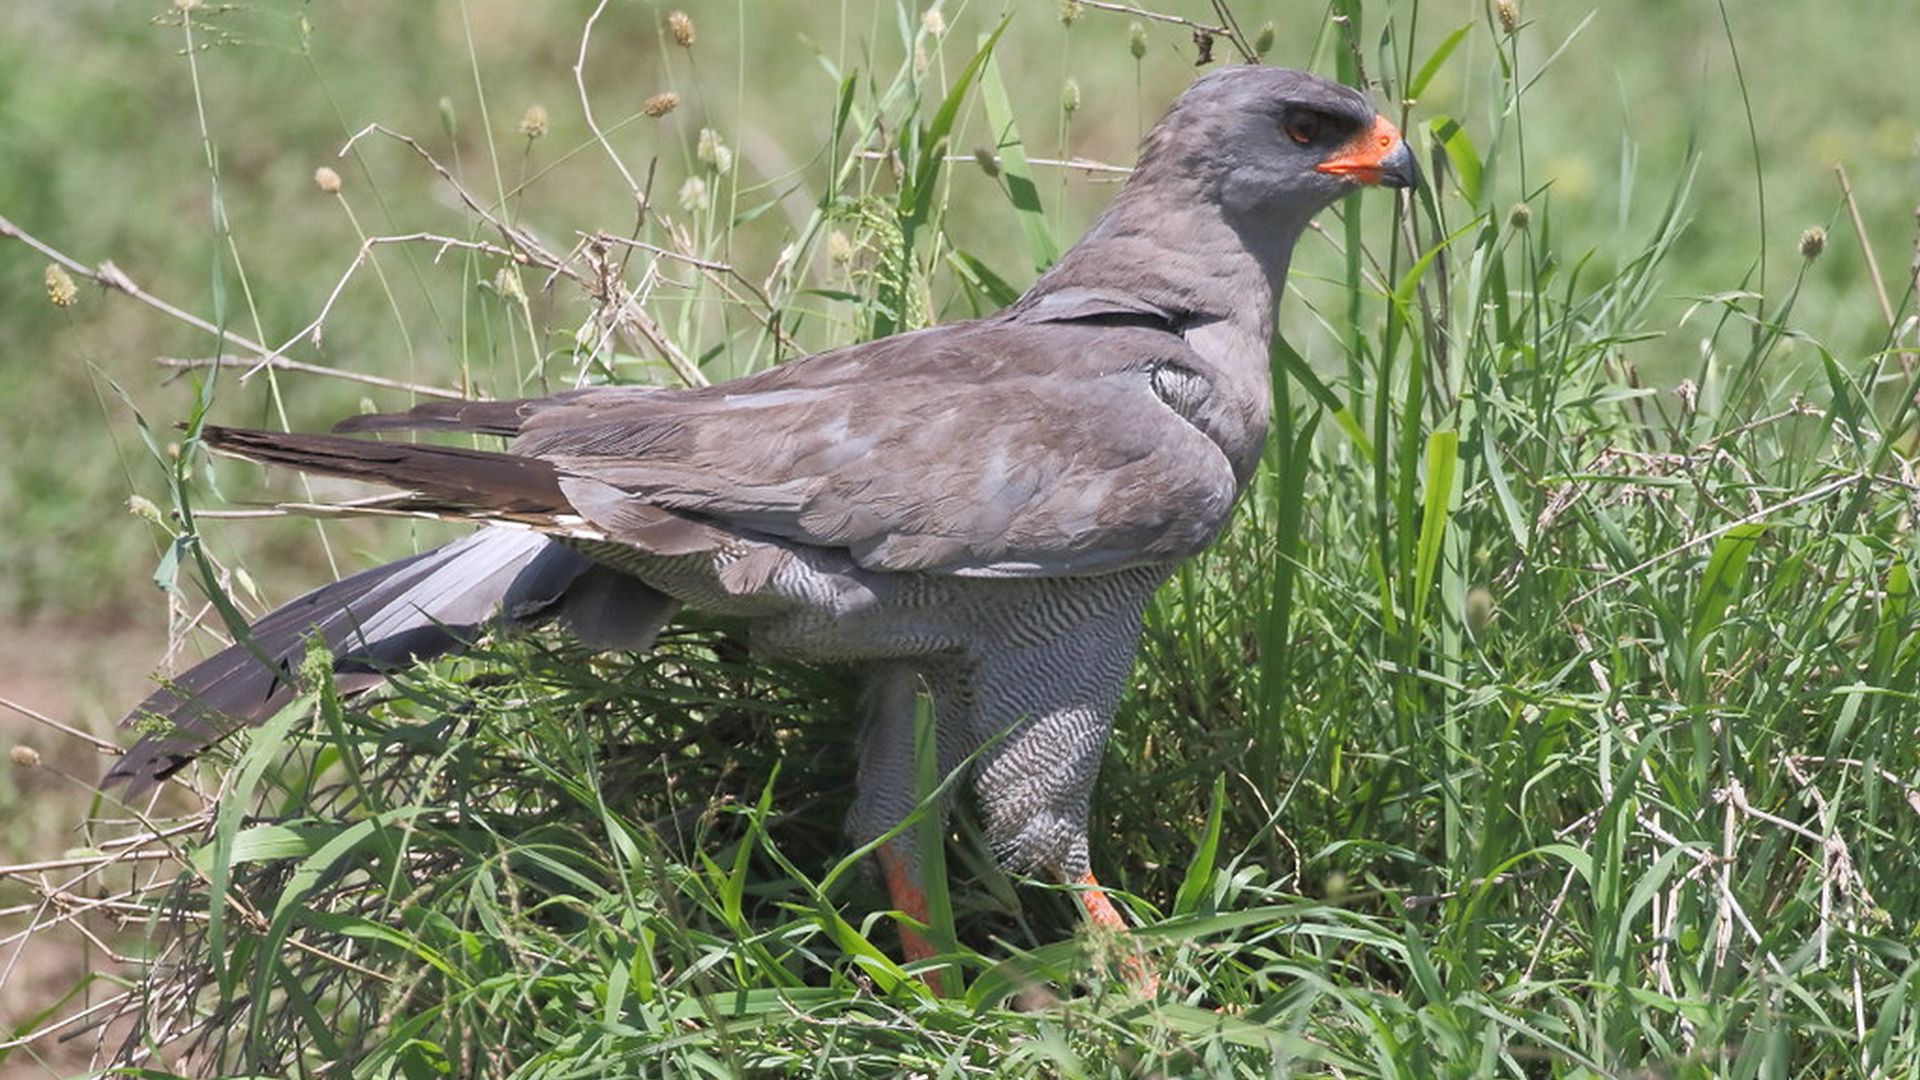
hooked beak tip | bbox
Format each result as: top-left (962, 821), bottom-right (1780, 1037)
top-left (1376, 140), bottom-right (1420, 190)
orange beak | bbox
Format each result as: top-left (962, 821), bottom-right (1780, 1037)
top-left (1316, 114), bottom-right (1419, 189)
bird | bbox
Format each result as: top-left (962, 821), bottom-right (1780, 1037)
top-left (106, 66), bottom-right (1416, 979)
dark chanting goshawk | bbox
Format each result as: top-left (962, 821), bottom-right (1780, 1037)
top-left (109, 66), bottom-right (1417, 981)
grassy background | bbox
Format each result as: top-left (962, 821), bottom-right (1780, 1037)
top-left (3, 0), bottom-right (1920, 1075)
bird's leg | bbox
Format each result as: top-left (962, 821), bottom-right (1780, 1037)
top-left (874, 838), bottom-right (939, 980)
top-left (847, 658), bottom-right (972, 992)
top-left (966, 599), bottom-right (1162, 993)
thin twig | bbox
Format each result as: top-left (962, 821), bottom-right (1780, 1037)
top-left (0, 214), bottom-right (272, 359)
top-left (575, 0), bottom-right (649, 211)
top-left (856, 149), bottom-right (1132, 175)
top-left (159, 354), bottom-right (465, 401)
top-left (1835, 164), bottom-right (1896, 330)
top-left (1076, 0), bottom-right (1229, 39)
top-left (0, 695), bottom-right (119, 753)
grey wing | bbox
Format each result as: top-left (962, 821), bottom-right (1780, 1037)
top-left (516, 367), bottom-right (1241, 578)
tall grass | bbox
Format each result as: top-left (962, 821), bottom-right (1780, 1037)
top-left (5, 1), bottom-right (1920, 1076)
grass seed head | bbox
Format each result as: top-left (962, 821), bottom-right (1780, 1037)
top-left (678, 176), bottom-right (711, 212)
top-left (1128, 21), bottom-right (1147, 59)
top-left (921, 9), bottom-right (946, 38)
top-left (1058, 0), bottom-right (1082, 25)
top-left (697, 127), bottom-right (733, 173)
top-left (1061, 78), bottom-right (1081, 114)
top-left (827, 230), bottom-right (854, 265)
top-left (313, 165), bottom-right (342, 193)
top-left (518, 104), bottom-right (549, 140)
top-left (1799, 226), bottom-right (1827, 261)
top-left (1497, 0), bottom-right (1519, 34)
top-left (643, 91), bottom-right (680, 118)
top-left (127, 494), bottom-right (165, 525)
top-left (494, 266), bottom-right (527, 304)
top-left (9, 745), bottom-right (39, 769)
top-left (44, 264), bottom-right (78, 307)
top-left (1466, 586), bottom-right (1497, 635)
top-left (1508, 202), bottom-right (1532, 230)
top-left (1254, 22), bottom-right (1276, 57)
top-left (667, 10), bottom-right (695, 48)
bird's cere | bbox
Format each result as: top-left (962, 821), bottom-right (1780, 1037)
top-left (1315, 114), bottom-right (1419, 189)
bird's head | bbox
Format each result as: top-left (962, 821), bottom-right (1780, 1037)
top-left (1136, 66), bottom-right (1418, 225)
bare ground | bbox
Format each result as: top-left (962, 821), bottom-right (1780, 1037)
top-left (0, 619), bottom-right (162, 1077)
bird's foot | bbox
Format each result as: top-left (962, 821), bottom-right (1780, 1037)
top-left (878, 839), bottom-right (946, 996)
top-left (1075, 872), bottom-right (1160, 996)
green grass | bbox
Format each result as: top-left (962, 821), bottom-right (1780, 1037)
top-left (5, 1), bottom-right (1920, 1076)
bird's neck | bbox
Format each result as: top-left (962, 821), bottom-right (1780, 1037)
top-left (1016, 175), bottom-right (1305, 344)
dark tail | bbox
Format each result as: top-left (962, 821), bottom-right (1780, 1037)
top-left (106, 527), bottom-right (676, 795)
top-left (199, 424), bottom-right (566, 514)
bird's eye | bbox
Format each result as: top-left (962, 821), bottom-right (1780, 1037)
top-left (1284, 111), bottom-right (1324, 145)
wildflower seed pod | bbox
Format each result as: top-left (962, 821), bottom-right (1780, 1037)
top-left (643, 91), bottom-right (680, 119)
top-left (667, 10), bottom-right (695, 48)
top-left (519, 104), bottom-right (549, 140)
top-left (1508, 202), bottom-right (1531, 230)
top-left (313, 166), bottom-right (343, 193)
top-left (1254, 22), bottom-right (1276, 57)
top-left (44, 264), bottom-right (78, 307)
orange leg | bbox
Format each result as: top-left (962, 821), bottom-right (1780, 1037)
top-left (876, 840), bottom-right (944, 995)
top-left (1075, 872), bottom-right (1160, 996)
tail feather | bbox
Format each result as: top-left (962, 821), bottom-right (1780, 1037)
top-left (330, 397), bottom-right (547, 437)
top-left (201, 425), bottom-right (565, 514)
top-left (106, 528), bottom-right (671, 795)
